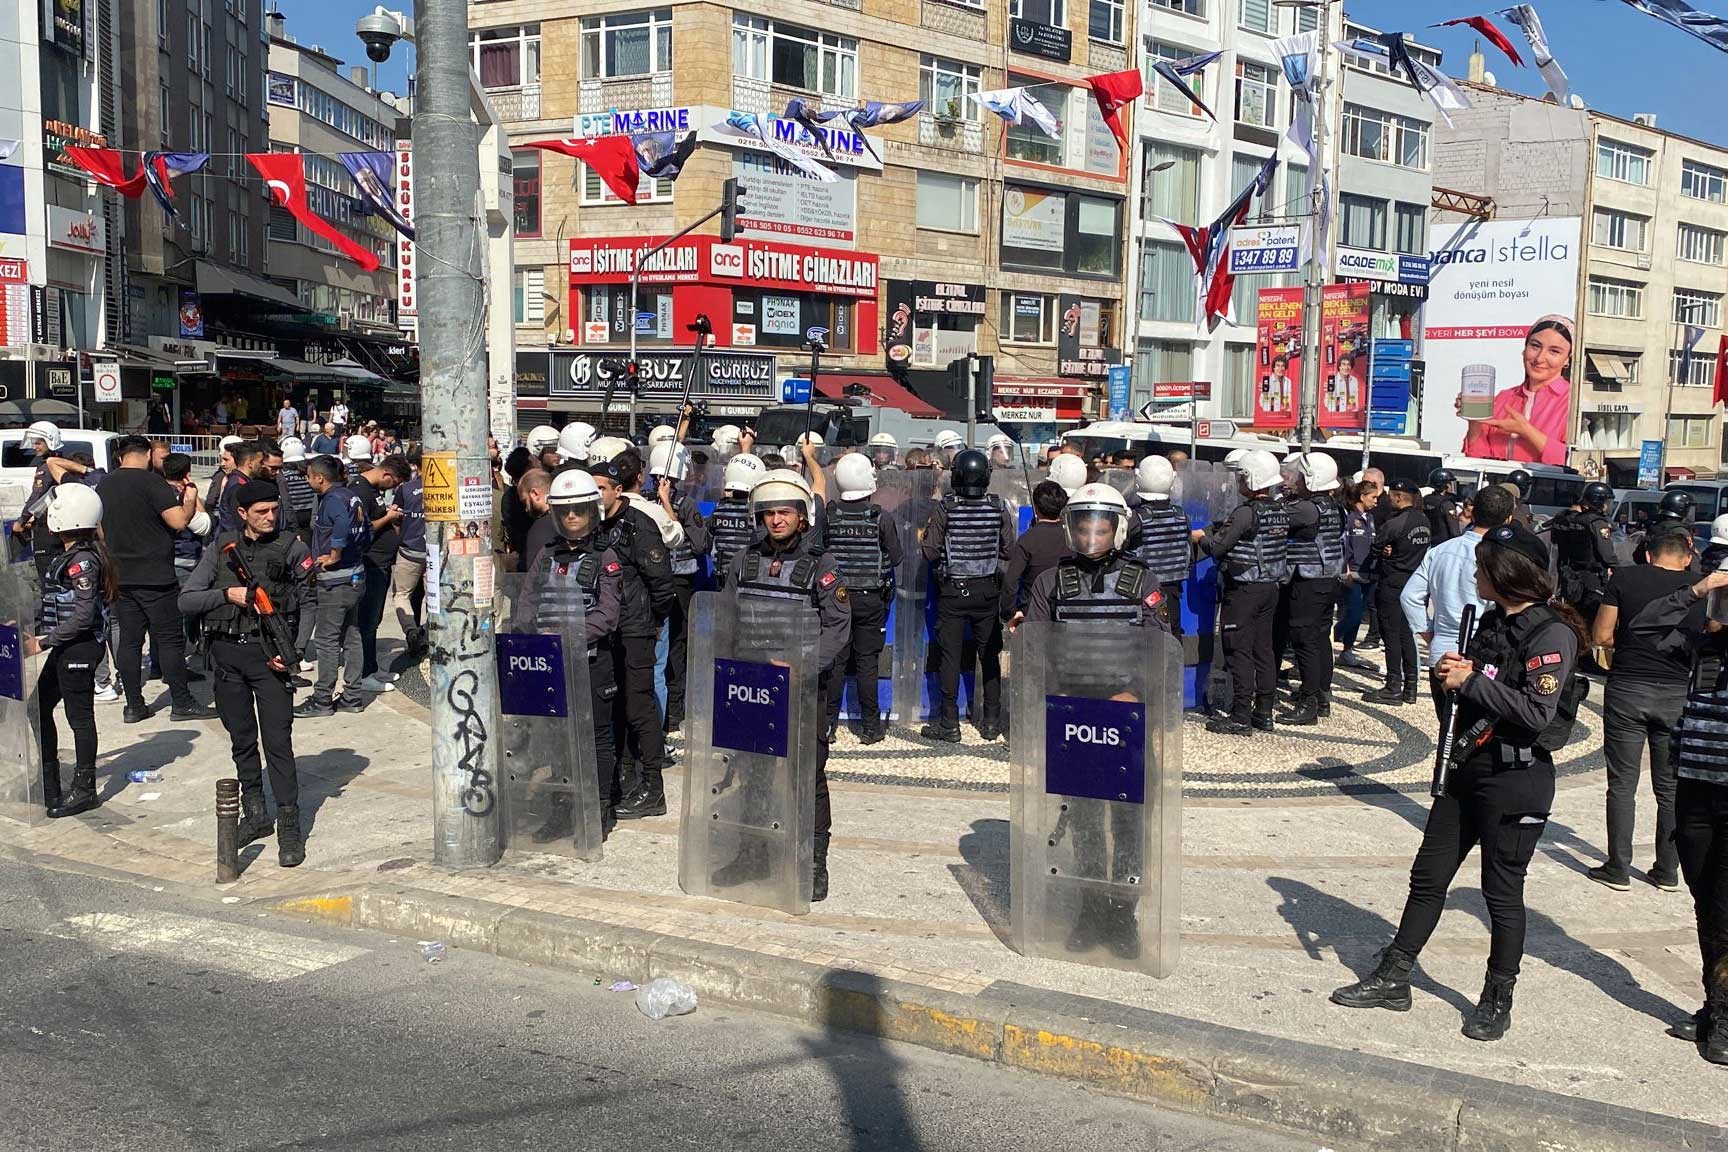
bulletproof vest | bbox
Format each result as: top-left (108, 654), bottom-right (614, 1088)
top-left (206, 532), bottom-right (299, 633)
top-left (173, 525), bottom-right (204, 569)
top-left (1288, 497), bottom-right (1346, 580)
top-left (1454, 604), bottom-right (1581, 764)
top-left (38, 546), bottom-right (99, 636)
top-left (825, 501), bottom-right (887, 585)
top-left (737, 547), bottom-right (820, 607)
top-left (1128, 500), bottom-right (1191, 585)
top-left (710, 497), bottom-right (755, 576)
top-left (343, 459), bottom-right (362, 485)
top-left (940, 492), bottom-right (1005, 579)
top-left (279, 465), bottom-right (317, 529)
top-left (1678, 679), bottom-right (1728, 785)
top-left (1225, 497), bottom-right (1290, 584)
top-left (539, 544), bottom-right (603, 652)
top-left (668, 497), bottom-right (698, 577)
top-left (1553, 510), bottom-right (1610, 573)
top-left (1051, 558), bottom-right (1150, 624)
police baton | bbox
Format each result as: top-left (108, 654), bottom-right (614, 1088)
top-left (1431, 603), bottom-right (1477, 799)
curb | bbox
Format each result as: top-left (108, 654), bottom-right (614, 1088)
top-left (268, 884), bottom-right (1725, 1152)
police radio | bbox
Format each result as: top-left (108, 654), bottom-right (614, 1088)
top-left (221, 543), bottom-right (300, 675)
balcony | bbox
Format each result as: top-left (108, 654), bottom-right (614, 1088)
top-left (917, 114), bottom-right (984, 153)
top-left (579, 73), bottom-right (674, 115)
top-left (730, 76), bottom-right (853, 117)
top-left (483, 84), bottom-right (541, 122)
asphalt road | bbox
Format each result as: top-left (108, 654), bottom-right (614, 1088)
top-left (0, 856), bottom-right (1321, 1152)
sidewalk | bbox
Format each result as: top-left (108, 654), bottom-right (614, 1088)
top-left (5, 644), bottom-right (1724, 1151)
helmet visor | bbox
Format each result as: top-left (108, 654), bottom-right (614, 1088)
top-left (1065, 507), bottom-right (1121, 556)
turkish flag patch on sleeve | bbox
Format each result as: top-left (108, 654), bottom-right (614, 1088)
top-left (606, 561), bottom-right (622, 575)
top-left (820, 570), bottom-right (837, 589)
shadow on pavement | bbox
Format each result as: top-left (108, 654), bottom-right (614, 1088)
top-left (807, 971), bottom-right (923, 1152)
top-left (951, 818), bottom-right (1011, 949)
top-left (97, 729), bottom-right (196, 804)
top-left (295, 747), bottom-right (371, 839)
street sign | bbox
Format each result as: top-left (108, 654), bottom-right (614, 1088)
top-left (1106, 364), bottom-right (1131, 420)
top-left (1196, 419), bottom-right (1238, 440)
top-left (1228, 225), bottom-right (1303, 275)
top-left (1638, 440), bottom-right (1664, 490)
top-left (781, 376), bottom-right (813, 404)
top-left (92, 361), bottom-right (121, 404)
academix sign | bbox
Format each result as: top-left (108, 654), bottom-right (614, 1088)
top-left (1334, 246), bottom-right (1432, 300)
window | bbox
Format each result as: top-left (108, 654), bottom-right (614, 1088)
top-left (1671, 348), bottom-right (1718, 389)
top-left (1010, 0), bottom-right (1066, 23)
top-left (587, 285), bottom-right (677, 343)
top-left (512, 150), bottom-right (541, 238)
top-left (920, 56), bottom-right (981, 121)
top-left (237, 49), bottom-right (248, 107)
top-left (1140, 141), bottom-right (1200, 224)
top-left (734, 291), bottom-right (854, 351)
top-left (732, 16), bottom-right (856, 99)
top-left (1144, 41), bottom-right (1209, 117)
top-left (1668, 415), bottom-right (1714, 448)
top-left (1341, 104), bottom-right (1429, 169)
top-left (1139, 239), bottom-right (1194, 324)
top-left (1394, 202), bottom-right (1426, 256)
top-left (1089, 0), bottom-right (1124, 44)
top-left (1295, 5), bottom-right (1319, 32)
top-left (1683, 160), bottom-right (1727, 203)
top-left (159, 83), bottom-right (171, 148)
top-left (1150, 0), bottom-right (1203, 13)
top-left (187, 12), bottom-right (199, 69)
top-left (514, 269), bottom-right (546, 326)
top-left (1073, 195), bottom-right (1122, 275)
top-left (157, 0), bottom-right (168, 46)
top-left (581, 166), bottom-right (673, 205)
top-left (1238, 0), bottom-right (1274, 34)
top-left (1340, 193), bottom-right (1387, 250)
top-left (1597, 139), bottom-right (1652, 185)
top-left (1578, 412), bottom-right (1637, 452)
top-left (1591, 207), bottom-right (1649, 252)
top-left (1002, 293), bottom-right (1056, 343)
top-left (1235, 59), bottom-right (1276, 128)
top-left (1674, 289), bottom-right (1722, 328)
top-left (581, 10), bottom-right (671, 80)
top-left (916, 171), bottom-right (978, 233)
top-left (1678, 223), bottom-right (1726, 265)
top-left (1587, 276), bottom-right (1645, 318)
top-left (1004, 78), bottom-right (1068, 164)
top-left (470, 25), bottom-right (541, 90)
top-left (1222, 343), bottom-right (1255, 419)
top-left (1134, 341), bottom-right (1194, 409)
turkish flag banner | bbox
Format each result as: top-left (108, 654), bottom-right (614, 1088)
top-left (245, 152), bottom-right (380, 271)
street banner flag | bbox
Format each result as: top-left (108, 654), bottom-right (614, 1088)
top-left (722, 112), bottom-right (839, 183)
top-left (1150, 50), bottom-right (1221, 123)
top-left (1381, 33), bottom-right (1472, 126)
top-left (1085, 69), bottom-right (1143, 156)
top-left (1432, 15), bottom-right (1524, 66)
top-left (1500, 6), bottom-right (1571, 106)
top-left (339, 151), bottom-right (415, 239)
top-left (1163, 154), bottom-right (1278, 328)
top-left (806, 100), bottom-right (924, 163)
top-left (64, 146), bottom-right (146, 197)
top-left (523, 135), bottom-right (642, 203)
top-left (1617, 0), bottom-right (1728, 54)
top-left (976, 87), bottom-right (1061, 139)
top-left (1714, 337), bottom-right (1728, 408)
top-left (634, 131), bottom-right (698, 180)
top-left (1680, 323), bottom-right (1707, 383)
top-left (783, 98), bottom-right (835, 159)
top-left (143, 151), bottom-right (209, 217)
top-left (246, 152), bottom-right (380, 271)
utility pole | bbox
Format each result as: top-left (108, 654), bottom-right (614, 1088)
top-left (1293, 0), bottom-right (1337, 452)
top-left (416, 0), bottom-right (501, 868)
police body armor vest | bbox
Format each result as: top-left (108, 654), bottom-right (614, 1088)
top-left (1553, 511), bottom-right (1609, 574)
top-left (825, 502), bottom-right (887, 585)
top-left (1288, 497), bottom-right (1346, 580)
top-left (1225, 498), bottom-right (1290, 584)
top-left (540, 546), bottom-right (603, 656)
top-left (39, 546), bottom-right (99, 638)
top-left (1454, 604), bottom-right (1581, 765)
top-left (710, 498), bottom-right (755, 577)
top-left (941, 493), bottom-right (1004, 580)
top-left (173, 525), bottom-right (203, 569)
top-left (737, 549), bottom-right (819, 607)
top-left (1051, 559), bottom-right (1150, 624)
top-left (668, 498), bottom-right (698, 577)
top-left (1128, 500), bottom-right (1191, 585)
top-left (279, 466), bottom-right (318, 530)
top-left (206, 533), bottom-right (297, 633)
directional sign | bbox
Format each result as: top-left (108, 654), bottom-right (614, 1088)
top-left (1196, 419), bottom-right (1238, 440)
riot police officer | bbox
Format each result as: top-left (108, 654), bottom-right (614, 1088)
top-left (920, 448), bottom-right (1015, 742)
top-left (648, 440), bottom-right (712, 735)
top-left (30, 485), bottom-right (109, 819)
top-left (725, 469), bottom-right (851, 900)
top-left (1506, 469), bottom-right (1536, 529)
top-left (824, 453), bottom-right (904, 744)
top-left (1122, 455), bottom-right (1190, 635)
top-left (525, 468), bottom-right (624, 838)
top-left (1634, 490), bottom-right (1696, 566)
top-left (1194, 449), bottom-right (1288, 735)
top-left (178, 480), bottom-right (311, 868)
top-left (867, 433), bottom-right (899, 470)
top-left (707, 453), bottom-right (766, 588)
top-left (1552, 481), bottom-right (1616, 632)
top-left (1365, 479), bottom-right (1433, 705)
top-left (1280, 453), bottom-right (1347, 725)
top-left (1425, 469), bottom-right (1463, 544)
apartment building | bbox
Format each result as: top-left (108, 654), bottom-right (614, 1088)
top-left (472, 0), bottom-right (1136, 435)
top-left (1435, 82), bottom-right (1728, 482)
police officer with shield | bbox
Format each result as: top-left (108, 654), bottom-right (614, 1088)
top-left (825, 454), bottom-right (904, 744)
top-left (1280, 453), bottom-right (1347, 725)
top-left (1194, 450), bottom-right (1288, 735)
top-left (1552, 481), bottom-right (1616, 634)
top-left (1123, 455), bottom-right (1190, 635)
top-left (707, 454), bottom-right (766, 588)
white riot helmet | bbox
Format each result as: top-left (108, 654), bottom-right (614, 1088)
top-left (526, 425), bottom-right (560, 457)
top-left (1063, 483), bottom-right (1129, 557)
top-left (1223, 447), bottom-right (1249, 469)
top-left (750, 468), bottom-right (814, 522)
top-left (1711, 513), bottom-right (1728, 547)
top-left (795, 431), bottom-right (824, 449)
top-left (556, 421), bottom-right (596, 463)
top-left (45, 484), bottom-right (102, 533)
top-left (1048, 453), bottom-right (1088, 494)
top-left (647, 440), bottom-right (690, 482)
top-left (836, 453), bottom-right (877, 500)
top-left (723, 453), bottom-right (767, 493)
top-left (867, 432), bottom-right (898, 467)
top-left (546, 467), bottom-right (602, 539)
top-left (587, 436), bottom-right (631, 464)
top-left (280, 436), bottom-right (308, 464)
top-left (986, 433), bottom-right (1015, 465)
top-left (711, 424), bottom-right (742, 456)
top-left (25, 421), bottom-right (62, 452)
top-left (648, 424), bottom-right (678, 447)
top-left (934, 429), bottom-right (965, 455)
top-left (1238, 449), bottom-right (1282, 493)
top-left (1135, 454), bottom-right (1175, 499)
top-left (344, 434), bottom-right (373, 461)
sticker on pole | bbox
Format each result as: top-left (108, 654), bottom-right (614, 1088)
top-left (422, 452), bottom-right (458, 522)
top-left (1043, 695), bottom-right (1145, 805)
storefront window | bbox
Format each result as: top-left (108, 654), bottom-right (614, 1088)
top-left (1001, 293), bottom-right (1057, 344)
top-left (733, 290), bottom-right (854, 351)
top-left (512, 150), bottom-right (541, 237)
top-left (1002, 185), bottom-right (1122, 277)
top-left (1072, 196), bottom-right (1121, 276)
top-left (585, 285), bottom-right (676, 344)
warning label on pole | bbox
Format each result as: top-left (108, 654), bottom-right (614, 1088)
top-left (422, 452), bottom-right (458, 521)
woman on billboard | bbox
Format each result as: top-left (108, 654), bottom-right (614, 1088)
top-left (1457, 316), bottom-right (1574, 465)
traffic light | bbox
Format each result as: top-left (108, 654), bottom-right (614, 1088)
top-left (720, 178), bottom-right (746, 243)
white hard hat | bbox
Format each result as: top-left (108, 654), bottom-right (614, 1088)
top-left (647, 440), bottom-right (690, 481)
top-left (1135, 455), bottom-right (1175, 498)
top-left (795, 431), bottom-right (824, 448)
top-left (934, 429), bottom-right (965, 451)
top-left (219, 434), bottom-right (245, 452)
top-left (25, 421), bottom-right (61, 451)
top-left (1064, 483), bottom-right (1129, 555)
top-left (986, 432), bottom-right (1014, 453)
top-left (280, 436), bottom-right (307, 463)
top-left (723, 453), bottom-right (766, 493)
top-left (45, 484), bottom-right (102, 533)
top-left (1048, 454), bottom-right (1088, 494)
top-left (1711, 514), bottom-right (1728, 547)
top-left (1290, 451), bottom-right (1340, 493)
top-left (588, 436), bottom-right (631, 463)
top-left (868, 432), bottom-right (897, 449)
top-left (526, 425), bottom-right (560, 455)
top-left (556, 421), bottom-right (596, 462)
top-left (836, 453), bottom-right (877, 501)
top-left (344, 434), bottom-right (373, 461)
top-left (1238, 449), bottom-right (1282, 493)
top-left (547, 467), bottom-right (601, 508)
top-left (750, 468), bottom-right (814, 521)
top-left (648, 424), bottom-right (678, 447)
top-left (711, 424), bottom-right (742, 454)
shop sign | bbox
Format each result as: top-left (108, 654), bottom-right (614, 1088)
top-left (569, 235), bottom-right (879, 297)
top-left (43, 119), bottom-right (104, 180)
top-left (514, 350), bottom-right (549, 397)
top-left (396, 141), bottom-right (416, 325)
top-left (911, 281), bottom-right (985, 316)
top-left (50, 0), bottom-right (87, 58)
top-left (0, 258), bottom-right (26, 284)
top-left (1333, 246), bottom-right (1431, 286)
top-left (47, 204), bottom-right (103, 255)
top-left (730, 153), bottom-right (857, 247)
top-left (92, 361), bottom-right (120, 403)
top-left (1056, 294), bottom-right (1120, 380)
top-left (1002, 187), bottom-right (1065, 253)
top-left (550, 348), bottom-right (777, 401)
top-left (761, 295), bottom-right (801, 336)
top-left (732, 323), bottom-right (756, 345)
top-left (1229, 225), bottom-right (1304, 274)
top-left (1009, 18), bottom-right (1071, 62)
top-left (575, 106), bottom-right (695, 139)
top-left (696, 105), bottom-right (883, 172)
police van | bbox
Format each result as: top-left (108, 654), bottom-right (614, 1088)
top-left (1309, 435), bottom-right (1442, 490)
top-left (0, 427), bottom-right (120, 523)
top-left (1443, 457), bottom-right (1586, 522)
top-left (1059, 420), bottom-right (1290, 465)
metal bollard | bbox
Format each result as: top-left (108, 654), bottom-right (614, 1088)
top-left (215, 779), bottom-right (240, 883)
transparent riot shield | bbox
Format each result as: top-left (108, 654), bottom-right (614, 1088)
top-left (1099, 468), bottom-right (1136, 497)
top-left (493, 572), bottom-right (605, 861)
top-left (987, 467), bottom-right (1031, 534)
top-left (889, 468), bottom-right (939, 725)
top-left (679, 592), bottom-right (822, 914)
top-left (1009, 620), bottom-right (1182, 977)
top-left (0, 564), bottom-right (41, 825)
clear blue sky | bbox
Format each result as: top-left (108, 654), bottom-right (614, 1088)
top-left (285, 0), bottom-right (1728, 146)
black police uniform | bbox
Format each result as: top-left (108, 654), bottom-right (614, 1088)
top-left (1198, 492), bottom-right (1288, 729)
top-left (822, 495), bottom-right (903, 742)
top-left (1283, 491), bottom-right (1347, 718)
top-left (1372, 501), bottom-right (1432, 700)
top-left (1551, 506), bottom-right (1616, 625)
top-left (179, 525), bottom-right (312, 864)
top-left (37, 543), bottom-right (106, 817)
top-left (1672, 653), bottom-right (1728, 1058)
top-left (920, 489), bottom-right (1015, 738)
top-left (661, 489), bottom-right (712, 733)
top-left (1424, 490), bottom-right (1462, 544)
top-left (706, 494), bottom-right (757, 589)
top-left (1123, 494), bottom-right (1192, 637)
top-left (599, 501), bottom-right (675, 815)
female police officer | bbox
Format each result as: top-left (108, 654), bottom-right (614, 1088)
top-left (1331, 522), bottom-right (1585, 1041)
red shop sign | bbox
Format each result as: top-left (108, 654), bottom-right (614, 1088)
top-left (568, 234), bottom-right (879, 298)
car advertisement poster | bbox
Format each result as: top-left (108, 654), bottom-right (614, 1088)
top-left (1320, 282), bottom-right (1370, 430)
top-left (1253, 286), bottom-right (1303, 429)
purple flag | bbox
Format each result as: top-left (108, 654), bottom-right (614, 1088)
top-left (143, 151), bottom-right (209, 217)
top-left (339, 151), bottom-right (415, 240)
top-left (634, 131), bottom-right (697, 179)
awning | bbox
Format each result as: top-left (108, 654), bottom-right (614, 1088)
top-left (1585, 351), bottom-right (1638, 384)
top-left (103, 344), bottom-right (182, 372)
top-left (814, 373), bottom-right (941, 418)
top-left (195, 261), bottom-right (304, 310)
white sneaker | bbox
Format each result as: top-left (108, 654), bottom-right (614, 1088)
top-left (376, 670), bottom-right (400, 682)
top-left (299, 659), bottom-right (317, 672)
top-left (356, 674), bottom-right (396, 693)
top-left (94, 684), bottom-right (121, 704)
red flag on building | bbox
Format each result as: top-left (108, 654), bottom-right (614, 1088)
top-left (1432, 16), bottom-right (1524, 66)
top-left (1714, 337), bottom-right (1728, 409)
top-left (63, 146), bottom-right (147, 197)
top-left (1085, 69), bottom-right (1144, 156)
top-left (245, 152), bottom-right (380, 271)
top-left (523, 136), bottom-right (641, 205)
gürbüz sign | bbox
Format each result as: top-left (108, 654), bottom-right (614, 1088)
top-left (550, 349), bottom-right (776, 399)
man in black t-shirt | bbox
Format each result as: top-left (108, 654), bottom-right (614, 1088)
top-left (352, 455), bottom-right (409, 693)
top-left (1591, 523), bottom-right (1728, 891)
top-left (97, 436), bottom-right (215, 723)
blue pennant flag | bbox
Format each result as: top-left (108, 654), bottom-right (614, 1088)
top-left (143, 151), bottom-right (209, 217)
top-left (1151, 50), bottom-right (1221, 122)
top-left (633, 131), bottom-right (697, 179)
top-left (338, 151), bottom-right (414, 240)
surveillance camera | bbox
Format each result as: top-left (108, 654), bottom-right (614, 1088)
top-left (356, 13), bottom-right (401, 63)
